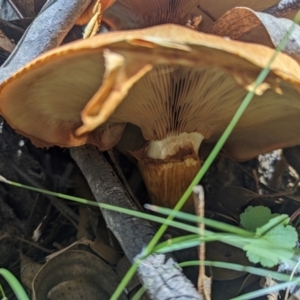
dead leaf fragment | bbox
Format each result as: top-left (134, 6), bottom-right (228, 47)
top-left (207, 7), bottom-right (300, 63)
top-left (32, 250), bottom-right (127, 300)
top-left (20, 253), bottom-right (43, 290)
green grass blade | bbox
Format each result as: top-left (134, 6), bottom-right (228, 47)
top-left (179, 260), bottom-right (293, 282)
top-left (145, 204), bottom-right (252, 236)
top-left (0, 269), bottom-right (29, 300)
top-left (231, 279), bottom-right (300, 300)
top-left (180, 260), bottom-right (300, 299)
top-left (0, 177), bottom-right (254, 238)
top-left (131, 286), bottom-right (147, 300)
top-left (0, 284), bottom-right (7, 300)
top-left (1, 176), bottom-right (298, 297)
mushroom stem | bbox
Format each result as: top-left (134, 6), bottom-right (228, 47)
top-left (136, 132), bottom-right (204, 212)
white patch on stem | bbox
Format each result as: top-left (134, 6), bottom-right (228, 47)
top-left (146, 132), bottom-right (204, 159)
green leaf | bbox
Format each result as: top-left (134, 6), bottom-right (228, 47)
top-left (240, 206), bottom-right (278, 232)
top-left (259, 221), bottom-right (297, 249)
top-left (243, 215), bottom-right (298, 267)
top-left (244, 238), bottom-right (294, 268)
top-left (256, 214), bottom-right (290, 237)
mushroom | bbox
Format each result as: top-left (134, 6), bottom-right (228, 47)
top-left (103, 0), bottom-right (283, 31)
top-left (1, 24), bottom-right (300, 212)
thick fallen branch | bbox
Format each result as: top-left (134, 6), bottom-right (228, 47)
top-left (0, 1), bottom-right (201, 299)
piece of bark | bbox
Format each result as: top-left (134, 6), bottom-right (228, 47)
top-left (0, 1), bottom-right (202, 298)
top-left (71, 146), bottom-right (202, 300)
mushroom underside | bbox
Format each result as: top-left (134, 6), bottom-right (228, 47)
top-left (2, 58), bottom-right (299, 159)
top-left (103, 0), bottom-right (283, 31)
top-left (103, 0), bottom-right (202, 29)
top-left (3, 61), bottom-right (299, 211)
top-left (110, 65), bottom-right (300, 210)
top-left (2, 25), bottom-right (300, 210)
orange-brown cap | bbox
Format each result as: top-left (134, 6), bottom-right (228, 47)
top-left (1, 24), bottom-right (300, 161)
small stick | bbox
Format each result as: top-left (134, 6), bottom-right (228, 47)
top-left (193, 185), bottom-right (211, 300)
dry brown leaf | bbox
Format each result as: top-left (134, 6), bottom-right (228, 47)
top-left (207, 7), bottom-right (300, 63)
top-left (20, 253), bottom-right (43, 290)
top-left (32, 250), bottom-right (128, 300)
top-left (197, 0), bottom-right (283, 22)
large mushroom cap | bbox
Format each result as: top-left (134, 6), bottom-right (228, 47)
top-left (1, 24), bottom-right (300, 161)
top-left (3, 24), bottom-right (300, 211)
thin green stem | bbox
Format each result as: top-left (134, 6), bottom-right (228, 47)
top-left (0, 284), bottom-right (7, 300)
top-left (231, 279), bottom-right (300, 300)
top-left (0, 269), bottom-right (29, 300)
top-left (145, 205), bottom-right (253, 236)
top-left (179, 261), bottom-right (293, 282)
top-left (131, 286), bottom-right (147, 300)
